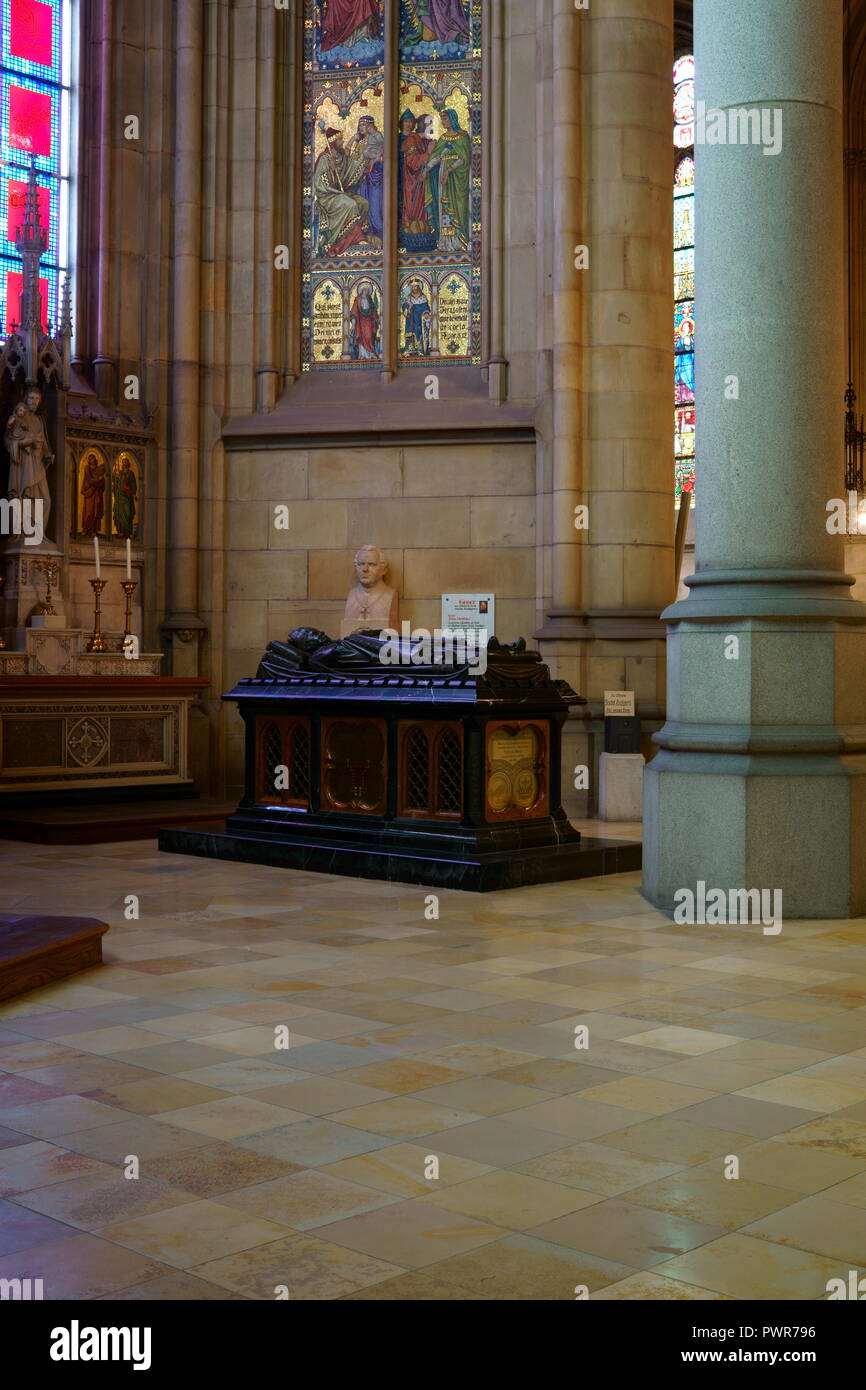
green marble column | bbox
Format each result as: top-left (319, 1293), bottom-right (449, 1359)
top-left (643, 0), bottom-right (866, 918)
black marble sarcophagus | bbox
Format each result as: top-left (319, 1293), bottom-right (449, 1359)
top-left (160, 629), bottom-right (639, 891)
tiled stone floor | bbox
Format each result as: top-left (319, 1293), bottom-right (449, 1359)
top-left (2, 837), bottom-right (866, 1300)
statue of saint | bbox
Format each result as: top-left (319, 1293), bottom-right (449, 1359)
top-left (4, 387), bottom-right (53, 537)
top-left (341, 544), bottom-right (398, 636)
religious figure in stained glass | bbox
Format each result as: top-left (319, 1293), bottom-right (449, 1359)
top-left (401, 0), bottom-right (469, 51)
top-left (320, 0), bottom-right (382, 52)
top-left (399, 110), bottom-right (435, 248)
top-left (350, 280), bottom-right (381, 360)
top-left (674, 55), bottom-right (696, 499)
top-left (401, 277), bottom-right (432, 355)
top-left (425, 109), bottom-right (471, 251)
top-left (346, 114), bottom-right (385, 244)
top-left (313, 126), bottom-right (376, 255)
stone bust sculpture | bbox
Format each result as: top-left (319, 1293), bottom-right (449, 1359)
top-left (4, 386), bottom-right (54, 537)
top-left (341, 544), bottom-right (398, 637)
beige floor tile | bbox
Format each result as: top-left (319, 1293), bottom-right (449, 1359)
top-left (154, 1096), bottom-right (307, 1140)
top-left (83, 1076), bottom-right (227, 1116)
top-left (220, 1169), bottom-right (399, 1229)
top-left (735, 1075), bottom-right (866, 1113)
top-left (743, 1193), bottom-right (866, 1263)
top-left (418, 1232), bottom-right (635, 1299)
top-left (99, 1198), bottom-right (291, 1268)
top-left (578, 1077), bottom-right (718, 1116)
top-left (0, 1095), bottom-right (132, 1140)
top-left (329, 1097), bottom-right (480, 1138)
top-left (314, 1197), bottom-right (504, 1267)
top-left (514, 1141), bottom-right (686, 1195)
top-left (739, 1138), bottom-right (866, 1193)
top-left (192, 1232), bottom-right (404, 1300)
top-left (412, 1076), bottom-right (558, 1116)
top-left (772, 1116), bottom-right (866, 1158)
top-left (530, 1197), bottom-right (723, 1268)
top-left (321, 1140), bottom-right (491, 1195)
top-left (593, 1271), bottom-right (731, 1299)
top-left (13, 1172), bottom-right (197, 1230)
top-left (251, 1076), bottom-right (395, 1114)
top-left (0, 1231), bottom-right (166, 1300)
top-left (499, 1096), bottom-right (654, 1142)
top-left (425, 1170), bottom-right (602, 1228)
top-left (660, 1231), bottom-right (863, 1300)
top-left (623, 1026), bottom-right (744, 1056)
top-left (335, 1059), bottom-right (466, 1093)
top-left (627, 1163), bottom-right (801, 1229)
top-left (147, 1141), bottom-right (303, 1197)
top-left (821, 1170), bottom-right (866, 1207)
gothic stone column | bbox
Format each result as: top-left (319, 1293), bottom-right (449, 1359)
top-left (644, 0), bottom-right (866, 917)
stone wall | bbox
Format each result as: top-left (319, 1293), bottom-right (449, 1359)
top-left (221, 440), bottom-right (538, 796)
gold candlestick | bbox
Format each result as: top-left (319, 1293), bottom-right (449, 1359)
top-left (86, 578), bottom-right (109, 652)
top-left (33, 558), bottom-right (60, 617)
top-left (119, 579), bottom-right (137, 653)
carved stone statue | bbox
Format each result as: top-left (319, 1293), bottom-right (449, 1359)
top-left (341, 544), bottom-right (398, 636)
top-left (4, 387), bottom-right (53, 537)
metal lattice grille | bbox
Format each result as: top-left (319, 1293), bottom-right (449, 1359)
top-left (437, 731), bottom-right (462, 813)
top-left (406, 727), bottom-right (431, 810)
top-left (290, 723), bottom-right (311, 802)
top-left (263, 723), bottom-right (283, 794)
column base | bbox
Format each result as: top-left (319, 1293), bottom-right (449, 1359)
top-left (643, 749), bottom-right (866, 919)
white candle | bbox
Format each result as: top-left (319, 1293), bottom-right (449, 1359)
top-left (126, 537), bottom-right (132, 580)
top-left (93, 536), bottom-right (101, 579)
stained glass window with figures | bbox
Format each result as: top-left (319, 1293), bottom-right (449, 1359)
top-left (674, 53), bottom-right (695, 501)
top-left (302, 0), bottom-right (481, 372)
top-left (0, 0), bottom-right (72, 335)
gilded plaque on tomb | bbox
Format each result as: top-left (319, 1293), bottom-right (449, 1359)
top-left (484, 721), bottom-right (549, 821)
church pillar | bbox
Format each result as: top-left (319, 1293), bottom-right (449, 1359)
top-left (583, 0), bottom-right (674, 702)
top-left (644, 0), bottom-right (866, 917)
top-left (163, 0), bottom-right (206, 673)
top-left (545, 0), bottom-right (585, 634)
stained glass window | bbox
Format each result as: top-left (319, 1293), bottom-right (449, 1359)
top-left (674, 54), bottom-right (695, 501)
top-left (0, 0), bottom-right (70, 334)
top-left (302, 0), bottom-right (481, 372)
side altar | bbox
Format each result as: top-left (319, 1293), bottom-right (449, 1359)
top-left (160, 629), bottom-right (640, 891)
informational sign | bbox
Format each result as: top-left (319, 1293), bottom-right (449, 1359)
top-left (604, 690), bottom-right (635, 717)
top-left (441, 593), bottom-right (495, 644)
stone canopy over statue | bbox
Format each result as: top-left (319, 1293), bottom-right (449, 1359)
top-left (341, 544), bottom-right (398, 636)
top-left (3, 386), bottom-right (54, 541)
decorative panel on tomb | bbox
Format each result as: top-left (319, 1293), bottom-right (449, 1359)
top-left (321, 715), bottom-right (387, 814)
top-left (484, 719), bottom-right (550, 823)
top-left (397, 719), bottom-right (463, 819)
top-left (0, 0), bottom-right (69, 332)
top-left (254, 714), bottom-right (311, 809)
top-left (398, 0), bottom-right (481, 366)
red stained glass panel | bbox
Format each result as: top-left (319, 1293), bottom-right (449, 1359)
top-left (10, 0), bottom-right (54, 67)
top-left (6, 178), bottom-right (49, 245)
top-left (8, 84), bottom-right (52, 156)
top-left (6, 268), bottom-right (50, 327)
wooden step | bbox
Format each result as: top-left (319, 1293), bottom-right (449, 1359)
top-left (0, 799), bottom-right (235, 845)
top-left (0, 914), bottom-right (110, 1002)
